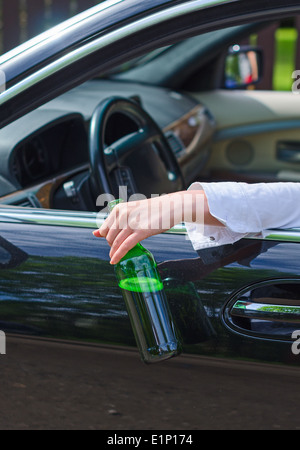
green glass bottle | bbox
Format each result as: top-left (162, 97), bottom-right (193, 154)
top-left (108, 199), bottom-right (182, 364)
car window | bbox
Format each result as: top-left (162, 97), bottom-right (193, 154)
top-left (0, 7), bottom-right (299, 244)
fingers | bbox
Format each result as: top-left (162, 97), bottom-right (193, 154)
top-left (109, 227), bottom-right (133, 259)
top-left (110, 232), bottom-right (141, 265)
top-left (98, 207), bottom-right (119, 238)
top-left (93, 203), bottom-right (136, 263)
top-left (92, 198), bottom-right (163, 264)
top-left (93, 223), bottom-right (141, 265)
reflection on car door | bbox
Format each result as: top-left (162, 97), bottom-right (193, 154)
top-left (0, 207), bottom-right (300, 429)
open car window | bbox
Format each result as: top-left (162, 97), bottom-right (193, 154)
top-left (0, 5), bottom-right (299, 243)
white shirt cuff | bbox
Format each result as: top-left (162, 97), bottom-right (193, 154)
top-left (185, 182), bottom-right (263, 251)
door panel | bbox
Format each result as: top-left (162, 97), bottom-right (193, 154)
top-left (192, 90), bottom-right (300, 181)
top-left (0, 211), bottom-right (300, 429)
top-left (0, 217), bottom-right (299, 358)
top-left (208, 128), bottom-right (300, 178)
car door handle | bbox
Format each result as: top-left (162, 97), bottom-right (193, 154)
top-left (277, 142), bottom-right (300, 163)
top-left (223, 279), bottom-right (300, 341)
top-left (231, 299), bottom-right (300, 323)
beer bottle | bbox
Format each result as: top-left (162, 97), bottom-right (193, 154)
top-left (108, 199), bottom-right (182, 363)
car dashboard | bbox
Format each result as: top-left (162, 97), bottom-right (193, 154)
top-left (0, 79), bottom-right (216, 210)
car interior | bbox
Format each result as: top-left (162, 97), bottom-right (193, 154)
top-left (0, 19), bottom-right (299, 213)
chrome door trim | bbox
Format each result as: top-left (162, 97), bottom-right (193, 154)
top-left (0, 0), bottom-right (240, 107)
top-left (0, 206), bottom-right (299, 242)
top-left (0, 206), bottom-right (101, 229)
top-left (0, 206), bottom-right (186, 233)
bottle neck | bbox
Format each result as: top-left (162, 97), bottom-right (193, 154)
top-left (119, 242), bottom-right (145, 263)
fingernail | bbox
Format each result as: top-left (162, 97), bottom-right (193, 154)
top-left (110, 255), bottom-right (117, 264)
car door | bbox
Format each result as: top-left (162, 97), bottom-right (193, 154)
top-left (0, 0), bottom-right (300, 431)
top-left (0, 207), bottom-right (300, 430)
top-left (196, 88), bottom-right (300, 183)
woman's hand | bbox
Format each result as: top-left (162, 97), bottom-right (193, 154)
top-left (93, 190), bottom-right (216, 264)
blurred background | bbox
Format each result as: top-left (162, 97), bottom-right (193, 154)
top-left (0, 0), bottom-right (99, 53)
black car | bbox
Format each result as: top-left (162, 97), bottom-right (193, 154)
top-left (0, 0), bottom-right (300, 431)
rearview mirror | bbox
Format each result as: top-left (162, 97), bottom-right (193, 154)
top-left (224, 45), bottom-right (263, 89)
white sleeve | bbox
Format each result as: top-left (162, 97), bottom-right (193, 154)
top-left (185, 181), bottom-right (300, 251)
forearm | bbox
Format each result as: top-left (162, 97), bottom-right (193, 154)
top-left (170, 190), bottom-right (224, 227)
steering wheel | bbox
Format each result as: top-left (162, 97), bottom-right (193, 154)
top-left (89, 96), bottom-right (185, 201)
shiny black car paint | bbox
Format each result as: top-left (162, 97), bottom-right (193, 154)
top-left (0, 217), bottom-right (300, 429)
top-left (0, 218), bottom-right (299, 361)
